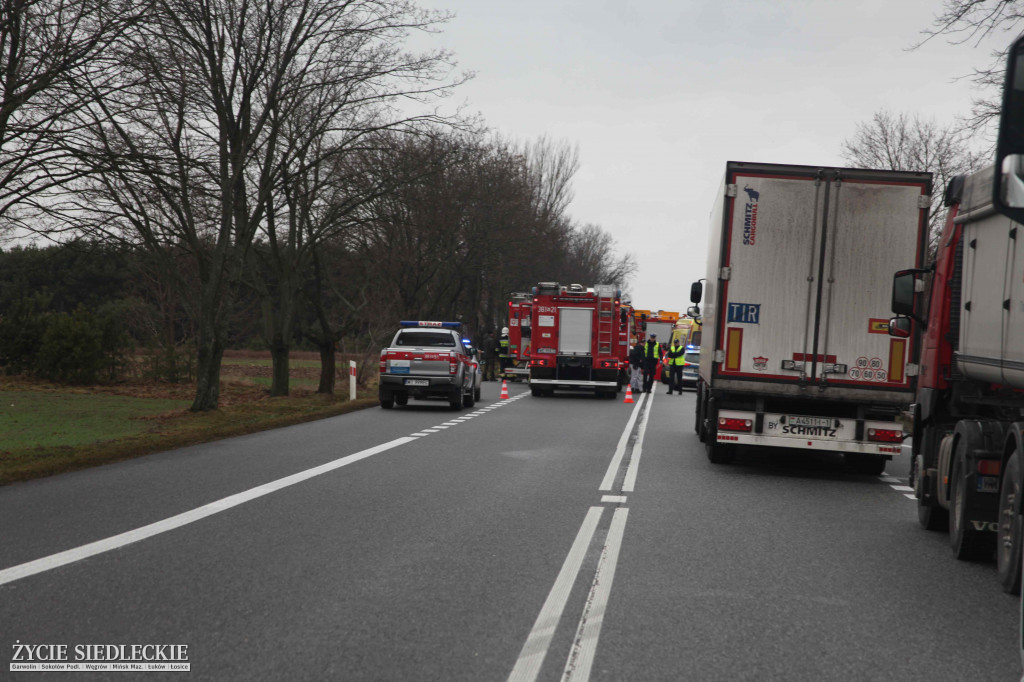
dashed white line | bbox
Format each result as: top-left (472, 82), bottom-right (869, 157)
top-left (891, 485), bottom-right (914, 492)
top-left (601, 495), bottom-right (627, 504)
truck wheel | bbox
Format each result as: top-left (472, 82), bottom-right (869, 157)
top-left (950, 454), bottom-right (995, 561)
top-left (465, 386), bottom-right (476, 408)
top-left (917, 490), bottom-right (949, 532)
top-left (706, 442), bottom-right (736, 464)
top-left (530, 385), bottom-right (541, 397)
top-left (474, 386), bottom-right (481, 402)
top-left (449, 388), bottom-right (465, 410)
top-left (394, 393), bottom-right (408, 406)
top-left (997, 449), bottom-right (1022, 594)
top-left (380, 392), bottom-right (394, 409)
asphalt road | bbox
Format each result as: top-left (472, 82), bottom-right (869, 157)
top-left (1, 381), bottom-right (1020, 681)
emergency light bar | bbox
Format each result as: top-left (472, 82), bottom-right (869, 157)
top-left (399, 321), bottom-right (462, 329)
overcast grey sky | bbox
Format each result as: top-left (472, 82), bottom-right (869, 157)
top-left (413, 0), bottom-right (1012, 312)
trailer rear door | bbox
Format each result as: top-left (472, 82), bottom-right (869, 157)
top-left (559, 307), bottom-right (592, 355)
top-left (718, 166), bottom-right (927, 391)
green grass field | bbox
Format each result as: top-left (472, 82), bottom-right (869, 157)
top-left (2, 391), bottom-right (189, 450)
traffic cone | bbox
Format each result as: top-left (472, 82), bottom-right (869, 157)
top-left (500, 380), bottom-right (509, 399)
top-left (623, 385), bottom-right (634, 403)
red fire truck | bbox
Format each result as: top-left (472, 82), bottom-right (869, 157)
top-left (527, 282), bottom-right (632, 397)
top-left (503, 292), bottom-right (532, 381)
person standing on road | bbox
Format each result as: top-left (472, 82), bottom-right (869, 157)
top-left (642, 333), bottom-right (659, 393)
top-left (481, 331), bottom-right (497, 381)
top-left (629, 340), bottom-right (644, 392)
top-left (665, 338), bottom-right (685, 394)
top-left (498, 327), bottom-right (510, 375)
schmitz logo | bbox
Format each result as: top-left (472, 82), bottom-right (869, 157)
top-left (742, 185), bottom-right (759, 246)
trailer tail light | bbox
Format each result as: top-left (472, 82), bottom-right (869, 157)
top-left (719, 418), bottom-right (753, 432)
top-left (449, 353), bottom-right (457, 374)
top-left (599, 360), bottom-right (618, 368)
top-left (866, 428), bottom-right (903, 443)
top-left (380, 351), bottom-right (387, 374)
top-left (977, 460), bottom-right (1002, 476)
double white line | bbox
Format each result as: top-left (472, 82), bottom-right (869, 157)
top-left (508, 392), bottom-right (654, 682)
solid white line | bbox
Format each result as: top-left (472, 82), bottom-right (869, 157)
top-left (622, 391), bottom-right (655, 492)
top-left (563, 507), bottom-right (630, 681)
top-left (891, 485), bottom-right (914, 492)
top-left (0, 437), bottom-right (417, 586)
top-left (507, 506), bottom-right (604, 682)
top-left (599, 393), bottom-right (647, 491)
top-left (600, 495), bottom-right (627, 504)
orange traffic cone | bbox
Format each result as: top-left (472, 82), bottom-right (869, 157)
top-left (623, 385), bottom-right (634, 403)
top-left (500, 380), bottom-right (509, 399)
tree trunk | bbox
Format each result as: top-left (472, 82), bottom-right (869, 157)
top-left (191, 329), bottom-right (223, 412)
top-left (269, 340), bottom-right (290, 397)
top-left (317, 342), bottom-right (336, 394)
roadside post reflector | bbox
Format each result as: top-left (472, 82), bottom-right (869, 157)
top-left (349, 361), bottom-right (357, 401)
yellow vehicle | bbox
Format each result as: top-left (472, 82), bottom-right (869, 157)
top-left (669, 317), bottom-right (702, 349)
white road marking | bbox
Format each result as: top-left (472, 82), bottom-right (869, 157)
top-left (0, 437), bottom-right (418, 586)
top-left (622, 392), bottom-right (654, 492)
top-left (433, 425), bottom-right (450, 429)
top-left (905, 494), bottom-right (916, 500)
top-left (599, 393), bottom-right (647, 491)
top-left (563, 508), bottom-right (629, 682)
top-left (891, 485), bottom-right (914, 492)
top-left (880, 477), bottom-right (900, 483)
top-left (410, 433), bottom-right (430, 437)
top-left (507, 507), bottom-right (604, 682)
top-left (421, 429), bottom-right (440, 433)
top-left (600, 495), bottom-right (627, 504)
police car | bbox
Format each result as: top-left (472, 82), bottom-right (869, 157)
top-left (378, 322), bottom-right (476, 409)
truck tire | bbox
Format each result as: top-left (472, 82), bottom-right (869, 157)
top-left (380, 392), bottom-right (394, 409)
top-left (474, 386), bottom-right (481, 402)
top-left (997, 448), bottom-right (1022, 594)
top-left (449, 387), bottom-right (465, 410)
top-left (530, 385), bottom-right (542, 397)
top-left (917, 483), bottom-right (949, 532)
top-left (949, 453), bottom-right (995, 561)
top-left (465, 385), bottom-right (476, 408)
top-left (394, 393), bottom-right (408, 406)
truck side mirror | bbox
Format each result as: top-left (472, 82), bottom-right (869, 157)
top-left (891, 270), bottom-right (917, 317)
top-left (690, 281), bottom-right (703, 304)
top-left (687, 305), bottom-right (701, 319)
top-left (995, 35), bottom-right (1024, 223)
top-left (888, 316), bottom-right (912, 339)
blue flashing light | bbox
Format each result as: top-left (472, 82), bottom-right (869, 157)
top-left (686, 344), bottom-right (698, 350)
top-left (399, 320), bottom-right (462, 329)
top-left (462, 338), bottom-right (472, 345)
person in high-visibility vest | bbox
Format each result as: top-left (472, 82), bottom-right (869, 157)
top-left (665, 338), bottom-right (686, 394)
top-left (642, 333), bottom-right (659, 393)
top-left (498, 327), bottom-right (510, 374)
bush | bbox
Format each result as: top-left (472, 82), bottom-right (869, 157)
top-left (0, 294), bottom-right (52, 374)
top-left (35, 307), bottom-right (107, 383)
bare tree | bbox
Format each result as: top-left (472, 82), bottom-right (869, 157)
top-left (841, 110), bottom-right (986, 249)
top-left (916, 0), bottom-right (1024, 133)
top-left (0, 0), bottom-right (148, 239)
top-left (64, 0), bottom-right (463, 409)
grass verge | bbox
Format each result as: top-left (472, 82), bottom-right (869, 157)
top-left (0, 378), bottom-right (378, 486)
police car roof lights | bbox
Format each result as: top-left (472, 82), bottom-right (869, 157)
top-left (399, 321), bottom-right (462, 329)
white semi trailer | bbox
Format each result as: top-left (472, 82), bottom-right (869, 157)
top-left (690, 161), bottom-right (932, 474)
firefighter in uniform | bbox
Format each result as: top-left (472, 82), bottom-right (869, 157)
top-left (642, 333), bottom-right (659, 393)
top-left (498, 327), bottom-right (510, 375)
top-left (665, 337), bottom-right (685, 394)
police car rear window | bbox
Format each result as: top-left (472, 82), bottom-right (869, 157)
top-left (685, 351), bottom-right (700, 363)
top-left (395, 331), bottom-right (456, 347)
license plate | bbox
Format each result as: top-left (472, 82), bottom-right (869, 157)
top-left (390, 367), bottom-right (410, 375)
top-left (404, 379), bottom-right (429, 386)
top-left (787, 415), bottom-right (833, 428)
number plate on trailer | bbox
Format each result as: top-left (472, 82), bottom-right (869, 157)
top-left (787, 416), bottom-right (833, 428)
top-left (404, 379), bottom-right (429, 386)
top-left (978, 476), bottom-right (1000, 493)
